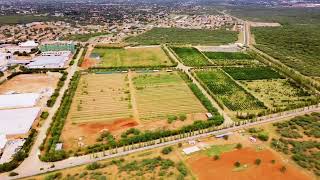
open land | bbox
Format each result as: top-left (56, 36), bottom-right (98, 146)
top-left (126, 27), bottom-right (238, 45)
top-left (171, 47), bottom-right (211, 67)
top-left (133, 72), bottom-right (207, 121)
top-left (61, 71), bottom-right (208, 152)
top-left (61, 73), bottom-right (133, 150)
top-left (90, 47), bottom-right (173, 68)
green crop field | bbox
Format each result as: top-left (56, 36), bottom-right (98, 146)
top-left (126, 27), bottom-right (238, 45)
top-left (133, 72), bottom-right (207, 121)
top-left (91, 47), bottom-right (173, 67)
top-left (242, 79), bottom-right (318, 110)
top-left (171, 47), bottom-right (210, 67)
top-left (195, 69), bottom-right (266, 111)
top-left (68, 74), bottom-right (132, 123)
top-left (203, 52), bottom-right (253, 60)
top-left (223, 67), bottom-right (284, 80)
top-left (62, 32), bottom-right (108, 42)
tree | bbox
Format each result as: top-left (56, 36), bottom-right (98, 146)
top-left (255, 159), bottom-right (262, 165)
top-left (214, 155), bottom-right (220, 160)
top-left (271, 160), bottom-right (276, 164)
top-left (179, 114), bottom-right (187, 121)
top-left (178, 143), bottom-right (182, 148)
top-left (236, 143), bottom-right (242, 149)
top-left (280, 166), bottom-right (287, 173)
top-left (161, 146), bottom-right (173, 155)
top-left (234, 161), bottom-right (241, 167)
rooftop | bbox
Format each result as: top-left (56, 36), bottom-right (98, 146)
top-left (0, 93), bottom-right (40, 110)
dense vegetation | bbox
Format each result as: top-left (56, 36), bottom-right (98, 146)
top-left (126, 27), bottom-right (238, 45)
top-left (203, 52), bottom-right (253, 60)
top-left (0, 15), bottom-right (62, 25)
top-left (62, 32), bottom-right (108, 42)
top-left (195, 69), bottom-right (266, 111)
top-left (41, 72), bottom-right (81, 162)
top-left (223, 66), bottom-right (283, 80)
top-left (47, 71), bottom-right (68, 107)
top-left (253, 25), bottom-right (320, 77)
top-left (171, 47), bottom-right (210, 66)
top-left (271, 113), bottom-right (320, 176)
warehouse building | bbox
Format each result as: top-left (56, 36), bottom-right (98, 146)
top-left (27, 54), bottom-right (69, 69)
top-left (39, 41), bottom-right (76, 53)
top-left (0, 107), bottom-right (41, 137)
top-left (0, 53), bottom-right (12, 72)
top-left (0, 93), bottom-right (40, 110)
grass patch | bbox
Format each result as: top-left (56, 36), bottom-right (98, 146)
top-left (91, 47), bottom-right (172, 67)
top-left (205, 144), bottom-right (236, 156)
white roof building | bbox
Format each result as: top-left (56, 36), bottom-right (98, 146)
top-left (27, 55), bottom-right (69, 69)
top-left (0, 93), bottom-right (40, 110)
top-left (182, 146), bottom-right (201, 155)
top-left (0, 107), bottom-right (41, 136)
top-left (18, 40), bottom-right (39, 48)
top-left (0, 52), bottom-right (11, 72)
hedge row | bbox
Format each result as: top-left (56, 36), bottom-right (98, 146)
top-left (47, 71), bottom-right (68, 107)
top-left (40, 72), bottom-right (81, 162)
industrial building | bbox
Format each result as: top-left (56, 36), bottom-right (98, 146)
top-left (39, 41), bottom-right (76, 53)
top-left (0, 107), bottom-right (41, 137)
top-left (0, 93), bottom-right (41, 110)
top-left (0, 40), bottom-right (38, 53)
top-left (27, 53), bottom-right (70, 69)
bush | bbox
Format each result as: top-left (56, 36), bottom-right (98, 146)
top-left (236, 143), bottom-right (242, 149)
top-left (162, 146), bottom-right (173, 155)
top-left (257, 133), bottom-right (269, 141)
top-left (178, 143), bottom-right (182, 148)
top-left (167, 115), bottom-right (177, 121)
top-left (86, 162), bottom-right (102, 170)
top-left (280, 166), bottom-right (287, 173)
top-left (179, 114), bottom-right (187, 121)
top-left (214, 155), bottom-right (220, 160)
top-left (40, 111), bottom-right (49, 119)
top-left (271, 160), bottom-right (276, 164)
top-left (234, 161), bottom-right (241, 167)
top-left (255, 159), bottom-right (262, 165)
top-left (177, 162), bottom-right (188, 176)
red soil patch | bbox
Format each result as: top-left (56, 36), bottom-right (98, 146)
top-left (187, 147), bottom-right (312, 180)
top-left (78, 118), bottom-right (138, 135)
top-left (81, 58), bottom-right (97, 68)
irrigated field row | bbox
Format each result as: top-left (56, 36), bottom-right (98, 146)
top-left (223, 66), bottom-right (284, 80)
top-left (68, 74), bottom-right (132, 123)
top-left (133, 72), bottom-right (207, 121)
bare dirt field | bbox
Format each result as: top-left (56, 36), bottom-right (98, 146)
top-left (187, 147), bottom-right (313, 180)
top-left (0, 73), bottom-right (60, 94)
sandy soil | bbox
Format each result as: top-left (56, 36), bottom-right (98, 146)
top-left (187, 147), bottom-right (313, 180)
top-left (0, 73), bottom-right (60, 94)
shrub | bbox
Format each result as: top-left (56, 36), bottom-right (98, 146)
top-left (234, 161), bottom-right (241, 167)
top-left (271, 160), bottom-right (276, 164)
top-left (40, 111), bottom-right (49, 119)
top-left (178, 143), bottom-right (182, 148)
top-left (280, 166), bottom-right (287, 173)
top-left (214, 155), bottom-right (220, 160)
top-left (179, 114), bottom-right (187, 121)
top-left (86, 162), bottom-right (102, 170)
top-left (167, 115), bottom-right (177, 121)
top-left (255, 159), bottom-right (262, 165)
top-left (162, 146), bottom-right (173, 155)
top-left (257, 133), bottom-right (269, 141)
top-left (236, 143), bottom-right (242, 149)
top-left (177, 162), bottom-right (188, 176)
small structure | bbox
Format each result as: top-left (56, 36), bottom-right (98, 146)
top-left (0, 93), bottom-right (40, 110)
top-left (206, 113), bottom-right (213, 119)
top-left (0, 52), bottom-right (12, 72)
top-left (249, 136), bottom-right (257, 143)
top-left (188, 140), bottom-right (196, 145)
top-left (215, 132), bottom-right (233, 138)
top-left (55, 143), bottom-right (63, 151)
top-left (182, 146), bottom-right (201, 155)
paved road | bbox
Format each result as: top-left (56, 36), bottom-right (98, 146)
top-left (0, 49), bottom-right (84, 179)
top-left (5, 103), bottom-right (319, 180)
